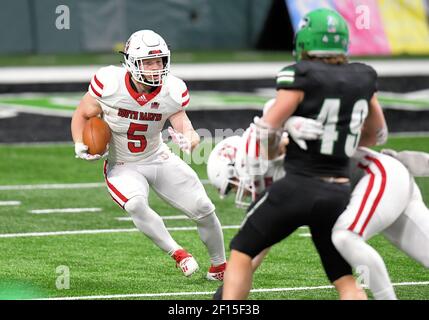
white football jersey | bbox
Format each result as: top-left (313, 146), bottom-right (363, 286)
top-left (88, 66), bottom-right (190, 163)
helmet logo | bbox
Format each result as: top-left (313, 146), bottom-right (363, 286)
top-left (218, 144), bottom-right (237, 162)
top-left (327, 15), bottom-right (337, 33)
top-left (298, 17), bottom-right (310, 30)
top-left (149, 50), bottom-right (162, 54)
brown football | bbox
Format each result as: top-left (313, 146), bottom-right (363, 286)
top-left (82, 117), bottom-right (111, 155)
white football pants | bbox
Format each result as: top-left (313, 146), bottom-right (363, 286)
top-left (332, 148), bottom-right (429, 300)
top-left (103, 143), bottom-right (226, 266)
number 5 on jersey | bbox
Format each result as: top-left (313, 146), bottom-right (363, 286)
top-left (127, 123), bottom-right (148, 153)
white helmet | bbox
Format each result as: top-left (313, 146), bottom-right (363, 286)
top-left (122, 30), bottom-right (170, 86)
top-left (207, 136), bottom-right (256, 209)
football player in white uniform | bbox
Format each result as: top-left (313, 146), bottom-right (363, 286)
top-left (287, 117), bottom-right (429, 299)
top-left (332, 147), bottom-right (429, 299)
top-left (71, 30), bottom-right (226, 280)
top-left (207, 136), bottom-right (286, 208)
top-left (207, 99), bottom-right (287, 210)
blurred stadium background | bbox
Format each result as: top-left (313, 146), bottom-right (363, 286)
top-left (0, 0), bottom-right (428, 300)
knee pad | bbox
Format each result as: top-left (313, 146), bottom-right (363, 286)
top-left (195, 212), bottom-right (218, 226)
top-left (189, 195), bottom-right (215, 219)
top-left (331, 229), bottom-right (354, 252)
top-left (124, 195), bottom-right (150, 216)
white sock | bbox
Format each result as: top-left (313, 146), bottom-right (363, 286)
top-left (196, 213), bottom-right (226, 266)
top-left (332, 229), bottom-right (397, 300)
top-left (125, 196), bottom-right (181, 254)
top-left (373, 286), bottom-right (397, 300)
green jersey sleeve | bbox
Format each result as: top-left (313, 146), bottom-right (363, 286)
top-left (276, 64), bottom-right (307, 91)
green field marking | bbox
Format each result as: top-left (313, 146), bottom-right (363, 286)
top-left (1, 92), bottom-right (429, 113)
top-left (378, 96), bottom-right (429, 109)
top-left (0, 280), bottom-right (48, 300)
top-left (190, 92), bottom-right (270, 108)
top-left (0, 92), bottom-right (270, 111)
top-left (0, 98), bottom-right (77, 111)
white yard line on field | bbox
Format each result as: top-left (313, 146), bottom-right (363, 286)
top-left (0, 181), bottom-right (210, 191)
top-left (0, 182), bottom-right (105, 191)
top-left (0, 201), bottom-right (21, 206)
top-left (40, 281), bottom-right (429, 300)
top-left (29, 208), bottom-right (102, 214)
top-left (116, 215), bottom-right (189, 221)
top-left (0, 225), bottom-right (241, 238)
top-left (0, 228), bottom-right (139, 238)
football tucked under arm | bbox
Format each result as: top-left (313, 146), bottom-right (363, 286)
top-left (71, 92), bottom-right (105, 161)
top-left (74, 142), bottom-right (108, 161)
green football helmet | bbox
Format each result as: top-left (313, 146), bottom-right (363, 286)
top-left (294, 8), bottom-right (349, 61)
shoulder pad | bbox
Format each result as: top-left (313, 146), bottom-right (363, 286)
top-left (88, 65), bottom-right (120, 99)
top-left (165, 75), bottom-right (190, 108)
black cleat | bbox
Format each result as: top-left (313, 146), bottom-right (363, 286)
top-left (212, 284), bottom-right (223, 300)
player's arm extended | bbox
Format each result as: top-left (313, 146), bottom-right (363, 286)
top-left (71, 92), bottom-right (103, 143)
top-left (359, 94), bottom-right (388, 147)
top-left (260, 89), bottom-right (304, 158)
top-left (169, 110), bottom-right (200, 150)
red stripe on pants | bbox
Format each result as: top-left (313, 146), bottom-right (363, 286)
top-left (103, 161), bottom-right (128, 207)
top-left (347, 166), bottom-right (375, 233)
top-left (358, 156), bottom-right (387, 236)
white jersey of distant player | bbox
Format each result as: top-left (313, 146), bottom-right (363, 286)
top-left (88, 65), bottom-right (190, 163)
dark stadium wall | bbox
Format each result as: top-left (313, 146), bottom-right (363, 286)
top-left (256, 0), bottom-right (294, 51)
top-left (0, 0), bottom-right (274, 54)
